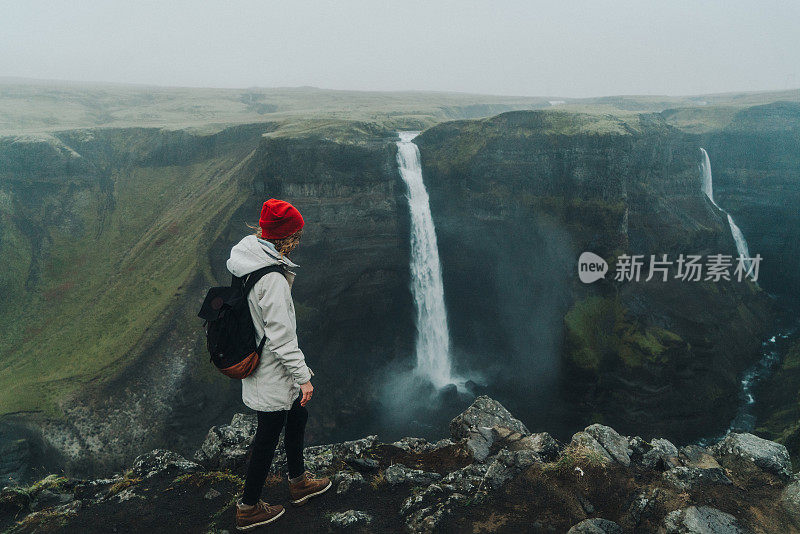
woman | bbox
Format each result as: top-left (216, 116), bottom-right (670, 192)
top-left (226, 198), bottom-right (331, 531)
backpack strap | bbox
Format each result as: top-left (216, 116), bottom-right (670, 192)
top-left (241, 265), bottom-right (286, 296)
top-left (241, 265), bottom-right (286, 356)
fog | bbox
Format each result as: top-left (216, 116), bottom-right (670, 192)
top-left (1, 0), bottom-right (798, 97)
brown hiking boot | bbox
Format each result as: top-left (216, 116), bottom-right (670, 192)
top-left (235, 500), bottom-right (285, 530)
top-left (288, 471), bottom-right (332, 506)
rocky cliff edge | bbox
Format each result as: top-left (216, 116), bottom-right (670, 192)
top-left (2, 396), bottom-right (800, 533)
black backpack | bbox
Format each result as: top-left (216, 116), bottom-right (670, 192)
top-left (198, 265), bottom-right (285, 379)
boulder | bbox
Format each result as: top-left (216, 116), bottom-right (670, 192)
top-left (569, 432), bottom-right (613, 464)
top-left (330, 509), bottom-right (372, 529)
top-left (130, 450), bottom-right (199, 479)
top-left (584, 424), bottom-right (632, 467)
top-left (344, 456), bottom-right (379, 472)
top-left (710, 433), bottom-right (792, 480)
top-left (194, 413), bottom-right (257, 471)
top-left (662, 466), bottom-right (732, 491)
top-left (450, 396), bottom-right (529, 462)
top-left (384, 464), bottom-right (442, 486)
top-left (781, 478), bottom-right (800, 526)
top-left (465, 426), bottom-right (495, 462)
top-left (484, 449), bottom-right (541, 490)
top-left (628, 488), bottom-right (662, 527)
top-left (333, 471), bottom-right (366, 494)
top-left (642, 438), bottom-right (679, 470)
top-left (440, 462), bottom-right (491, 494)
top-left (679, 445), bottom-right (721, 470)
top-left (662, 506), bottom-right (749, 534)
top-left (450, 396), bottom-right (529, 439)
top-left (492, 427), bottom-right (561, 461)
top-left (298, 436), bottom-right (378, 474)
top-left (568, 518), bottom-right (624, 533)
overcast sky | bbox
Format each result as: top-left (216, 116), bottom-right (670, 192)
top-left (1, 0), bottom-right (798, 98)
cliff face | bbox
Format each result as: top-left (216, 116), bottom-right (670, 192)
top-left (0, 123), bottom-right (416, 480)
top-left (692, 102), bottom-right (800, 302)
top-left (0, 124), bottom-right (273, 477)
top-left (416, 111), bottom-right (774, 443)
top-left (1, 105), bottom-right (795, 484)
top-left (209, 132), bottom-right (415, 443)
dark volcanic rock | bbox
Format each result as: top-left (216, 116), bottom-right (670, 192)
top-left (3, 399), bottom-right (799, 533)
top-left (568, 518), bottom-right (624, 534)
top-left (662, 505), bottom-right (749, 534)
top-left (130, 450), bottom-right (199, 480)
top-left (450, 396), bottom-right (530, 462)
top-left (710, 432), bottom-right (792, 480)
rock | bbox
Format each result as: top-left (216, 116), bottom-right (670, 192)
top-left (194, 413), bottom-right (257, 471)
top-left (781, 478), bottom-right (800, 526)
top-left (710, 433), bottom-right (792, 480)
top-left (662, 505), bottom-right (749, 533)
top-left (641, 438), bottom-right (679, 470)
top-left (0, 486), bottom-right (31, 515)
top-left (628, 488), bottom-right (661, 527)
top-left (492, 427), bottom-right (561, 461)
top-left (465, 426), bottom-right (495, 462)
top-left (450, 396), bottom-right (529, 439)
top-left (31, 489), bottom-right (73, 511)
top-left (584, 424), bottom-right (632, 466)
top-left (567, 518), bottom-right (624, 533)
top-left (450, 397), bottom-right (529, 462)
top-left (404, 490), bottom-right (470, 534)
top-left (663, 466), bottom-right (732, 491)
top-left (345, 456), bottom-right (379, 472)
top-left (679, 445), bottom-right (721, 470)
top-left (293, 436), bottom-right (378, 474)
top-left (569, 432), bottom-right (614, 464)
top-left (484, 449), bottom-right (541, 490)
top-left (130, 450), bottom-right (199, 479)
top-left (330, 509), bottom-right (372, 529)
top-left (628, 436), bottom-right (649, 459)
top-left (204, 488), bottom-right (222, 500)
top-left (391, 437), bottom-right (455, 454)
top-left (392, 437), bottom-right (431, 453)
top-left (333, 471), bottom-right (365, 494)
top-left (440, 462), bottom-right (491, 494)
top-left (384, 464), bottom-right (442, 486)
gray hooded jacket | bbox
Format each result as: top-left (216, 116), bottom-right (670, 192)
top-left (226, 234), bottom-right (313, 412)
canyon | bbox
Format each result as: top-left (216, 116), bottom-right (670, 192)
top-left (0, 84), bottom-right (799, 487)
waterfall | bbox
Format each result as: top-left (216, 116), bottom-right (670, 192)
top-left (700, 148), bottom-right (753, 272)
top-left (396, 131), bottom-right (455, 388)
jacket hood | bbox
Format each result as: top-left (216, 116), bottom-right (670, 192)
top-left (226, 234), bottom-right (298, 277)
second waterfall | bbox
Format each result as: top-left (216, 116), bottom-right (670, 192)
top-left (396, 131), bottom-right (455, 388)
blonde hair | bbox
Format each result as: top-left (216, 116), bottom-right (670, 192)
top-left (247, 223), bottom-right (303, 256)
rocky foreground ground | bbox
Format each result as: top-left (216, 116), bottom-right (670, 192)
top-left (2, 396), bottom-right (800, 533)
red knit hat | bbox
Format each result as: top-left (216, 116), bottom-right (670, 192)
top-left (259, 199), bottom-right (304, 239)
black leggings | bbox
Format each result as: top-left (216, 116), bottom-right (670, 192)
top-left (241, 393), bottom-right (308, 505)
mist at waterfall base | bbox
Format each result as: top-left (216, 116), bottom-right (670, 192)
top-left (368, 132), bottom-right (577, 443)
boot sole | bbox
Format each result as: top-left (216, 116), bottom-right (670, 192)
top-left (290, 480), bottom-right (332, 506)
top-left (236, 507), bottom-right (285, 530)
